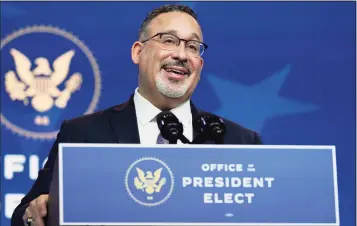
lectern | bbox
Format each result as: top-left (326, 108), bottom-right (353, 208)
top-left (48, 144), bottom-right (339, 226)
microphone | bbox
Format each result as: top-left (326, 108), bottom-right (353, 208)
top-left (156, 111), bottom-right (190, 144)
top-left (192, 112), bottom-right (226, 144)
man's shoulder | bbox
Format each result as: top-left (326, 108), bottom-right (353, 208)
top-left (60, 100), bottom-right (129, 130)
top-left (63, 107), bottom-right (109, 126)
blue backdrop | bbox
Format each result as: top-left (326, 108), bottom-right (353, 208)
top-left (1, 1), bottom-right (356, 226)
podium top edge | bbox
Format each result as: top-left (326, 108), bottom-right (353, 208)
top-left (58, 143), bottom-right (336, 150)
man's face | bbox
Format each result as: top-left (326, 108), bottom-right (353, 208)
top-left (132, 11), bottom-right (204, 108)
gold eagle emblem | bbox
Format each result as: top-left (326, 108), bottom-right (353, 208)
top-left (134, 167), bottom-right (166, 200)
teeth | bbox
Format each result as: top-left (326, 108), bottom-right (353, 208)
top-left (165, 68), bottom-right (185, 75)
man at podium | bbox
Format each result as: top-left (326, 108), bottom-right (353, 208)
top-left (11, 4), bottom-right (262, 226)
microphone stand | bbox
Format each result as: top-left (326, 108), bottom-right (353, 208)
top-left (156, 111), bottom-right (226, 145)
top-left (157, 111), bottom-right (192, 145)
top-left (192, 112), bottom-right (226, 145)
top-left (178, 134), bottom-right (191, 144)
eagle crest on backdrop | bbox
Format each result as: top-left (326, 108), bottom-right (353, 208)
top-left (5, 48), bottom-right (83, 126)
top-left (1, 25), bottom-right (101, 140)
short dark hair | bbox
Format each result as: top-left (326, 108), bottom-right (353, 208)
top-left (139, 4), bottom-right (198, 41)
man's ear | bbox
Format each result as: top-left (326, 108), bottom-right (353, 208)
top-left (200, 57), bottom-right (204, 69)
top-left (197, 57), bottom-right (204, 82)
top-left (131, 41), bottom-right (143, 64)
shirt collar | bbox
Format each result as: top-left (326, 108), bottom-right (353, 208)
top-left (133, 88), bottom-right (192, 127)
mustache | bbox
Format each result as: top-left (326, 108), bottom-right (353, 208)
top-left (161, 61), bottom-right (192, 74)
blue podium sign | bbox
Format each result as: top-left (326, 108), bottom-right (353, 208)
top-left (58, 144), bottom-right (339, 226)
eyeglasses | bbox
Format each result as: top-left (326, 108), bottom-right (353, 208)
top-left (141, 32), bottom-right (208, 57)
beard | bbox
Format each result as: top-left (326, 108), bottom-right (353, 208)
top-left (155, 70), bottom-right (190, 99)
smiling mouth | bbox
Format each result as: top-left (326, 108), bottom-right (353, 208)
top-left (162, 66), bottom-right (190, 76)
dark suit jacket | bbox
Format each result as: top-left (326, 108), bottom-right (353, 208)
top-left (11, 95), bottom-right (262, 226)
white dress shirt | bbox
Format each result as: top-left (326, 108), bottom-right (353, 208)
top-left (133, 88), bottom-right (193, 145)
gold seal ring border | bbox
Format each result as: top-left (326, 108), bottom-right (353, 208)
top-left (124, 157), bottom-right (175, 207)
top-left (0, 25), bottom-right (102, 140)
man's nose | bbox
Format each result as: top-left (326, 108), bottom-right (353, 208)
top-left (171, 42), bottom-right (188, 61)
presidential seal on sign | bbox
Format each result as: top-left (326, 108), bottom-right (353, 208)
top-left (0, 25), bottom-right (102, 140)
top-left (125, 157), bottom-right (174, 207)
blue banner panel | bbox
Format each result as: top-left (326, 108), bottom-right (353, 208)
top-left (59, 144), bottom-right (338, 225)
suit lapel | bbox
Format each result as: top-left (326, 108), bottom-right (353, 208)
top-left (108, 95), bottom-right (141, 144)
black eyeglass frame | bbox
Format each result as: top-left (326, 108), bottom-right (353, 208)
top-left (141, 32), bottom-right (208, 56)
